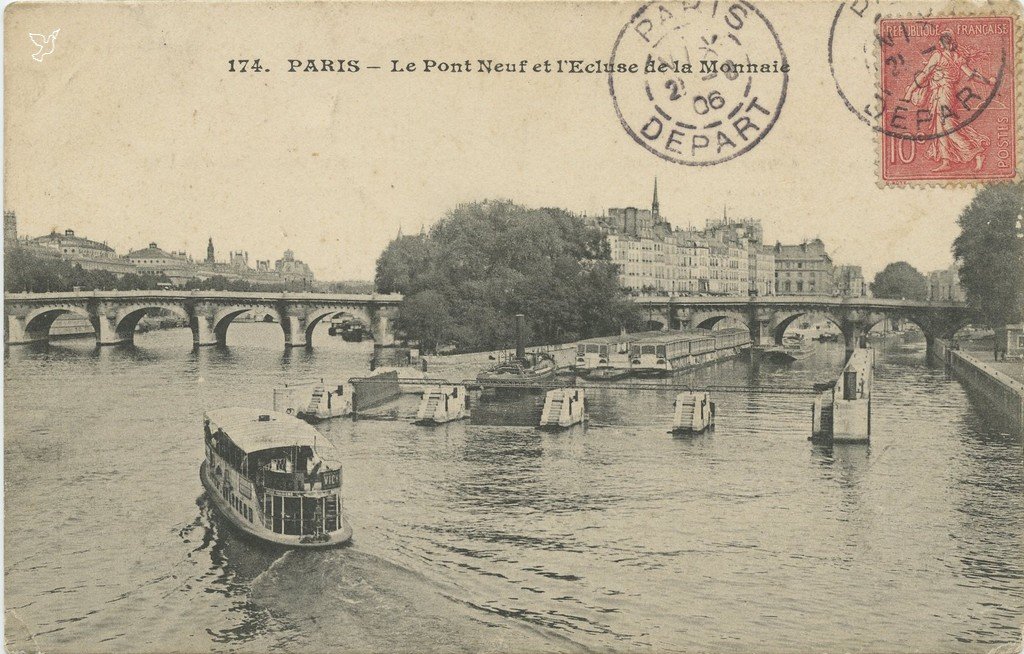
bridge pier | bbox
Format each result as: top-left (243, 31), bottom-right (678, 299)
top-left (5, 314), bottom-right (48, 345)
top-left (282, 316), bottom-right (309, 348)
top-left (748, 318), bottom-right (772, 348)
top-left (95, 313), bottom-right (131, 346)
top-left (372, 314), bottom-right (396, 347)
top-left (191, 314), bottom-right (220, 347)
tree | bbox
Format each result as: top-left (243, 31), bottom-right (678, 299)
top-left (395, 289), bottom-right (452, 354)
top-left (374, 200), bottom-right (641, 352)
top-left (953, 182), bottom-right (1024, 326)
top-left (870, 261), bottom-right (928, 300)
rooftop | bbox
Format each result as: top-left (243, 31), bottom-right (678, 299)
top-left (31, 229), bottom-right (115, 253)
top-left (205, 407), bottom-right (327, 454)
top-left (127, 243), bottom-right (188, 260)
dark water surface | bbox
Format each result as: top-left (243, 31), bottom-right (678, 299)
top-left (4, 325), bottom-right (1022, 652)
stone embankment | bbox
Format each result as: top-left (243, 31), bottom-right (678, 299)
top-left (930, 339), bottom-right (1024, 434)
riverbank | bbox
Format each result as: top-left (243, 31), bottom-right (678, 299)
top-left (931, 339), bottom-right (1024, 434)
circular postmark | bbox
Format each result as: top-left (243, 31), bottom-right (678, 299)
top-left (608, 1), bottom-right (789, 166)
top-left (827, 2), bottom-right (1010, 142)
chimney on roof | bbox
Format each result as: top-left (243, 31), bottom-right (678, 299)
top-left (65, 229), bottom-right (75, 237)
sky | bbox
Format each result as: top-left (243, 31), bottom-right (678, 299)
top-left (5, 1), bottom-right (998, 282)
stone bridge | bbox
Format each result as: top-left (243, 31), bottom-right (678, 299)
top-left (633, 296), bottom-right (979, 354)
top-left (4, 290), bottom-right (403, 349)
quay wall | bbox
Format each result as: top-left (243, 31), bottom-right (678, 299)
top-left (931, 339), bottom-right (1024, 434)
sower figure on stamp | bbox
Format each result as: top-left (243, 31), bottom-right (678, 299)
top-left (902, 30), bottom-right (997, 172)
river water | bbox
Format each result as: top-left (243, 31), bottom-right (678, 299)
top-left (4, 324), bottom-right (1022, 653)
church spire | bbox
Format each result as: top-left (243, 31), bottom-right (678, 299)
top-left (652, 177), bottom-right (660, 223)
top-left (206, 237), bottom-right (215, 264)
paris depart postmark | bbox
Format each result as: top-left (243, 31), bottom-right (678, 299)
top-left (608, 1), bottom-right (789, 166)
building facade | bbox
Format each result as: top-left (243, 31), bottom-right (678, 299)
top-left (25, 228), bottom-right (138, 275)
top-left (127, 243), bottom-right (196, 284)
top-left (927, 264), bottom-right (966, 301)
top-left (773, 239), bottom-right (835, 295)
top-left (834, 264), bottom-right (866, 297)
top-left (587, 184), bottom-right (774, 297)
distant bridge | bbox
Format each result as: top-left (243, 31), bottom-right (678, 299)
top-left (4, 290), bottom-right (403, 348)
top-left (633, 296), bottom-right (978, 353)
top-left (4, 290), bottom-right (979, 354)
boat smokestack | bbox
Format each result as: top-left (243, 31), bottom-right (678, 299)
top-left (514, 314), bottom-right (526, 361)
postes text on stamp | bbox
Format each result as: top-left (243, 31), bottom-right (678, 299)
top-left (879, 15), bottom-right (1017, 184)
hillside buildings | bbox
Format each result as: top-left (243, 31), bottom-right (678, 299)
top-left (587, 183), bottom-right (862, 298)
top-left (3, 211), bottom-right (316, 287)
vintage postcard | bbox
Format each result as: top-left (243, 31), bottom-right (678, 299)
top-left (3, 1), bottom-right (1023, 653)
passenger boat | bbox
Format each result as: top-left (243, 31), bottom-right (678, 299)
top-left (200, 408), bottom-right (353, 548)
top-left (574, 334), bottom-right (630, 378)
top-left (629, 331), bottom-right (717, 377)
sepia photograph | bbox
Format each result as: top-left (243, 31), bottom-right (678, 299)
top-left (3, 1), bottom-right (1023, 652)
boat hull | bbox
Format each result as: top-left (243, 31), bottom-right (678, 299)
top-left (200, 461), bottom-right (353, 548)
top-left (578, 368), bottom-right (630, 381)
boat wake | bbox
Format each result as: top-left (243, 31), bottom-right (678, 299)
top-left (247, 546), bottom-right (587, 653)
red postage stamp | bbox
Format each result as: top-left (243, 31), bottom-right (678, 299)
top-left (879, 15), bottom-right (1018, 184)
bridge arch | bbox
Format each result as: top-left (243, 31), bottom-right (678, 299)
top-left (112, 304), bottom-right (190, 343)
top-left (302, 306), bottom-right (376, 347)
top-left (21, 305), bottom-right (96, 343)
top-left (689, 310), bottom-right (749, 333)
top-left (770, 310), bottom-right (844, 345)
top-left (212, 305), bottom-right (284, 346)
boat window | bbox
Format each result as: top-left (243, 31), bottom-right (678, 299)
top-left (577, 344), bottom-right (585, 354)
top-left (642, 345), bottom-right (656, 354)
top-left (283, 497), bottom-right (301, 535)
top-left (302, 497), bottom-right (321, 536)
top-left (586, 344), bottom-right (600, 353)
top-left (273, 495), bottom-right (284, 534)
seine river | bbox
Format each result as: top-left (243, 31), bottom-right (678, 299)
top-left (4, 324), bottom-right (1022, 653)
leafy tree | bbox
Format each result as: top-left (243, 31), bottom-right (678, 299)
top-left (953, 182), bottom-right (1024, 326)
top-left (870, 261), bottom-right (928, 301)
top-left (4, 249), bottom-right (175, 292)
top-left (395, 289), bottom-right (453, 353)
top-left (374, 200), bottom-right (641, 352)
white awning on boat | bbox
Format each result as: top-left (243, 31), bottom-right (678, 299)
top-left (205, 407), bottom-right (320, 454)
